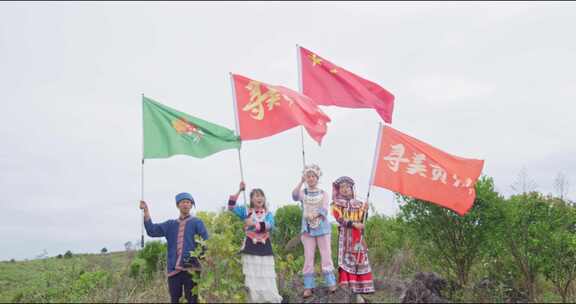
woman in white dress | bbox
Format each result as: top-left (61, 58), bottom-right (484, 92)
top-left (227, 181), bottom-right (282, 303)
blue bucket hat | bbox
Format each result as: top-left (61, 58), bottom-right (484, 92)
top-left (175, 192), bottom-right (195, 206)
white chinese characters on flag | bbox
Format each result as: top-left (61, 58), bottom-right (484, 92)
top-left (372, 126), bottom-right (485, 216)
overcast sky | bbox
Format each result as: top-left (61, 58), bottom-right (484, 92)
top-left (1, 2), bottom-right (575, 261)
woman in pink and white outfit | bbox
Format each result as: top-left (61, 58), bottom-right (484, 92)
top-left (292, 164), bottom-right (337, 298)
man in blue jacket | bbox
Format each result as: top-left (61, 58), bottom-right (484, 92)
top-left (140, 192), bottom-right (208, 303)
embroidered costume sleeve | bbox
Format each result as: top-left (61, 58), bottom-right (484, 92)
top-left (228, 194), bottom-right (248, 219)
top-left (332, 203), bottom-right (345, 226)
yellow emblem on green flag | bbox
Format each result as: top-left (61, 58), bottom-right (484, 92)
top-left (143, 96), bottom-right (240, 159)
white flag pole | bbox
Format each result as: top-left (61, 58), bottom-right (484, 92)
top-left (296, 44), bottom-right (307, 168)
top-left (229, 73), bottom-right (248, 207)
top-left (140, 93), bottom-right (146, 249)
top-left (366, 122), bottom-right (384, 212)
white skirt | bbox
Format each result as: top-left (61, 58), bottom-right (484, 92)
top-left (241, 254), bottom-right (283, 303)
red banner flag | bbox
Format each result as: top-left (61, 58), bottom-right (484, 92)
top-left (299, 46), bottom-right (395, 123)
top-left (232, 74), bottom-right (331, 144)
top-left (372, 126), bottom-right (484, 215)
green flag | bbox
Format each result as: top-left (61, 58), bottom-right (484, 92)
top-left (143, 96), bottom-right (241, 159)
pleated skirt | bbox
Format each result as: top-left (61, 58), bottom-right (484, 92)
top-left (242, 254), bottom-right (283, 303)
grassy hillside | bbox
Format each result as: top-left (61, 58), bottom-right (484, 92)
top-left (0, 249), bottom-right (401, 303)
top-left (0, 251), bottom-right (163, 303)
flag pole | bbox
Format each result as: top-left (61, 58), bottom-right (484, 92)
top-left (296, 44), bottom-right (307, 168)
top-left (140, 158), bottom-right (145, 249)
top-left (229, 73), bottom-right (248, 206)
top-left (354, 122), bottom-right (384, 274)
top-left (140, 93), bottom-right (145, 249)
top-left (366, 122), bottom-right (384, 206)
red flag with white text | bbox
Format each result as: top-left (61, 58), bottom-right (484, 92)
top-left (372, 126), bottom-right (484, 215)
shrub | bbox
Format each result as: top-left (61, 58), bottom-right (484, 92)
top-left (193, 211), bottom-right (246, 303)
top-left (137, 241), bottom-right (167, 278)
top-left (399, 176), bottom-right (502, 289)
top-left (489, 193), bottom-right (576, 302)
top-left (129, 258), bottom-right (146, 279)
top-left (364, 213), bottom-right (418, 277)
top-left (272, 204), bottom-right (303, 255)
top-left (541, 198), bottom-right (576, 303)
top-left (70, 270), bottom-right (111, 300)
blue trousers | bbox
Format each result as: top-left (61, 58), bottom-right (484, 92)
top-left (168, 271), bottom-right (199, 303)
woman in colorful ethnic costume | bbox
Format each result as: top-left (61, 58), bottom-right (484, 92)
top-left (331, 176), bottom-right (375, 295)
top-left (292, 164), bottom-right (337, 298)
top-left (227, 181), bottom-right (282, 303)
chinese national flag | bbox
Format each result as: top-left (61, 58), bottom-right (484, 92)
top-left (232, 74), bottom-right (331, 145)
top-left (372, 126), bottom-right (484, 215)
top-left (299, 46), bottom-right (395, 124)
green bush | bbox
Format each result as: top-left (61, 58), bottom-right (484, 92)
top-left (137, 241), bottom-right (167, 277)
top-left (486, 193), bottom-right (576, 302)
top-left (275, 252), bottom-right (305, 300)
top-left (330, 223), bottom-right (342, 271)
top-left (399, 176), bottom-right (502, 290)
top-left (541, 198), bottom-right (576, 303)
top-left (70, 270), bottom-right (111, 300)
top-left (364, 214), bottom-right (414, 274)
top-left (11, 291), bottom-right (25, 303)
top-left (272, 204), bottom-right (303, 255)
top-left (129, 258), bottom-right (146, 279)
top-left (193, 211), bottom-right (247, 303)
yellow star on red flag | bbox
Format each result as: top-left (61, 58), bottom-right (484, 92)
top-left (309, 53), bottom-right (322, 66)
